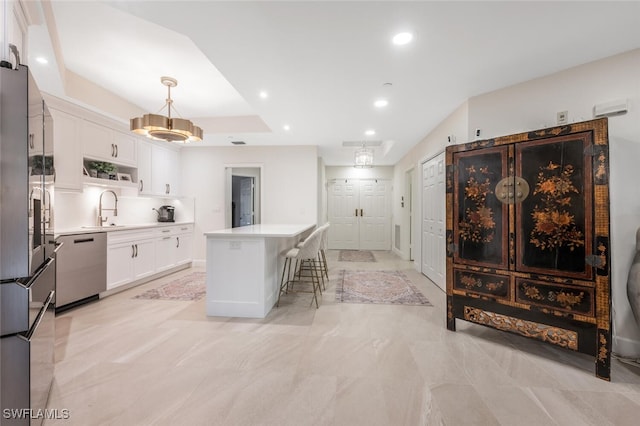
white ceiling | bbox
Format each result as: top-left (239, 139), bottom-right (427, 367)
top-left (30, 1), bottom-right (640, 165)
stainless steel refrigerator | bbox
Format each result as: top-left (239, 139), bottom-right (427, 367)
top-left (1, 52), bottom-right (57, 425)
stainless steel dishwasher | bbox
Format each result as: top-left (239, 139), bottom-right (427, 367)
top-left (55, 232), bottom-right (107, 311)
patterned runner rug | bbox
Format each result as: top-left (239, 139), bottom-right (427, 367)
top-left (134, 272), bottom-right (206, 301)
top-left (336, 270), bottom-right (431, 306)
top-left (338, 250), bottom-right (376, 262)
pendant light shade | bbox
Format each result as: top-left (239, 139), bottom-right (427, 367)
top-left (354, 145), bottom-right (374, 168)
top-left (130, 77), bottom-right (203, 143)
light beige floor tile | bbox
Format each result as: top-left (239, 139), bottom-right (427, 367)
top-left (43, 250), bottom-right (640, 425)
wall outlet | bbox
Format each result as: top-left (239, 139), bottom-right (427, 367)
top-left (557, 110), bottom-right (568, 125)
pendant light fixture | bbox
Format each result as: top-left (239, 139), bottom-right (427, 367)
top-left (130, 76), bottom-right (203, 143)
top-left (354, 143), bottom-right (374, 168)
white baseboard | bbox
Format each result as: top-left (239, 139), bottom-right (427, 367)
top-left (614, 335), bottom-right (640, 358)
top-left (192, 259), bottom-right (206, 268)
top-left (100, 262), bottom-right (192, 298)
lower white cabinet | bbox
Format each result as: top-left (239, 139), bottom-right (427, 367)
top-left (107, 230), bottom-right (156, 290)
top-left (155, 225), bottom-right (193, 273)
top-left (107, 225), bottom-right (193, 291)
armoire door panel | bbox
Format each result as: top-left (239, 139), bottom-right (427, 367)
top-left (515, 132), bottom-right (593, 280)
top-left (453, 146), bottom-right (509, 269)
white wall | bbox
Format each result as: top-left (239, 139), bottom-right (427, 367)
top-left (181, 145), bottom-right (318, 262)
top-left (393, 102), bottom-right (469, 262)
top-left (467, 48), bottom-right (640, 357)
top-left (317, 157), bottom-right (327, 225)
top-left (54, 185), bottom-right (193, 231)
top-left (326, 166), bottom-right (394, 180)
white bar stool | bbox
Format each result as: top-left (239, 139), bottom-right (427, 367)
top-left (277, 226), bottom-right (324, 308)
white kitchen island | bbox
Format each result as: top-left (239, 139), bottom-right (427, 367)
top-left (204, 224), bottom-right (315, 318)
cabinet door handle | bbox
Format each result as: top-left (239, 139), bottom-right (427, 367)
top-left (162, 236), bottom-right (171, 240)
top-left (115, 144), bottom-right (118, 157)
top-left (111, 144), bottom-right (115, 157)
top-left (131, 244), bottom-right (135, 258)
top-left (360, 209), bottom-right (363, 217)
top-left (176, 237), bottom-right (180, 248)
top-left (139, 179), bottom-right (144, 192)
top-left (135, 244), bottom-right (138, 258)
top-left (355, 209), bottom-right (358, 217)
top-left (29, 133), bottom-right (34, 149)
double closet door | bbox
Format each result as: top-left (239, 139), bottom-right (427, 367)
top-left (328, 179), bottom-right (391, 250)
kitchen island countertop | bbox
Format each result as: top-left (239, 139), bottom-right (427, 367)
top-left (204, 223), bottom-right (315, 238)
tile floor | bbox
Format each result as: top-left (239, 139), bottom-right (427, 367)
top-left (47, 250), bottom-right (640, 425)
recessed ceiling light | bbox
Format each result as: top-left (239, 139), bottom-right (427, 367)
top-left (259, 91), bottom-right (268, 99)
top-left (35, 56), bottom-right (48, 64)
top-left (374, 99), bottom-right (388, 108)
top-left (283, 124), bottom-right (291, 131)
top-left (365, 130), bottom-right (376, 136)
top-left (392, 32), bottom-right (413, 46)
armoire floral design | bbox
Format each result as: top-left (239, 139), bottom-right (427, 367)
top-left (446, 118), bottom-right (611, 380)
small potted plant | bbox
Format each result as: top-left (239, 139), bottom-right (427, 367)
top-left (89, 161), bottom-right (116, 179)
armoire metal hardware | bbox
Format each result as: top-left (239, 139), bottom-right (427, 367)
top-left (495, 176), bottom-right (530, 204)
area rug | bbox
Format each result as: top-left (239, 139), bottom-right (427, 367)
top-left (335, 270), bottom-right (431, 306)
top-left (133, 272), bottom-right (206, 301)
top-left (338, 250), bottom-right (376, 262)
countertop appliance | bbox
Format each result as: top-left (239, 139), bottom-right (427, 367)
top-left (55, 232), bottom-right (106, 312)
top-left (153, 205), bottom-right (175, 222)
top-left (1, 53), bottom-right (57, 425)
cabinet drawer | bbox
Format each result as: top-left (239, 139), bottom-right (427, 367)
top-left (453, 269), bottom-right (510, 300)
top-left (515, 277), bottom-right (594, 316)
top-left (107, 229), bottom-right (156, 244)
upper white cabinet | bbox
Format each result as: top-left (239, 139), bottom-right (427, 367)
top-left (50, 108), bottom-right (82, 191)
top-left (151, 144), bottom-right (180, 196)
top-left (137, 140), bottom-right (153, 195)
top-left (82, 121), bottom-right (136, 167)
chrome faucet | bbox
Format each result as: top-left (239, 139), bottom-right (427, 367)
top-left (98, 190), bottom-right (118, 226)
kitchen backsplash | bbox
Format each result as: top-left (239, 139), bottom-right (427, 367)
top-left (54, 186), bottom-right (195, 230)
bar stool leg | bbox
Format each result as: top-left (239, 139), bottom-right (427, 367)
top-left (309, 258), bottom-right (320, 308)
top-left (277, 257), bottom-right (291, 307)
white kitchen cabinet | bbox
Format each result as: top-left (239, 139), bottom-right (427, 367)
top-left (151, 145), bottom-right (180, 196)
top-left (107, 230), bottom-right (156, 290)
top-left (155, 232), bottom-right (177, 273)
top-left (50, 109), bottom-right (82, 191)
top-left (158, 225), bottom-right (194, 270)
top-left (112, 131), bottom-right (137, 166)
top-left (83, 121), bottom-right (137, 167)
top-left (175, 230), bottom-right (193, 265)
top-left (155, 225), bottom-right (193, 272)
top-left (137, 140), bottom-right (153, 195)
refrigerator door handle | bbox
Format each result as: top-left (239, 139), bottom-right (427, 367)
top-left (16, 257), bottom-right (54, 288)
top-left (20, 290), bottom-right (54, 341)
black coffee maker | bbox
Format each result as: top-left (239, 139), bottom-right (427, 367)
top-left (153, 205), bottom-right (175, 222)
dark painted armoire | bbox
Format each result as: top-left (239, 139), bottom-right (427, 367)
top-left (445, 118), bottom-right (611, 380)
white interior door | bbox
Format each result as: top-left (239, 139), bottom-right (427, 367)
top-left (422, 153), bottom-right (446, 290)
top-left (328, 179), bottom-right (359, 249)
top-left (359, 180), bottom-right (391, 250)
top-left (328, 179), bottom-right (391, 250)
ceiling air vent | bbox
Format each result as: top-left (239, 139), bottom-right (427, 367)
top-left (231, 141), bottom-right (246, 145)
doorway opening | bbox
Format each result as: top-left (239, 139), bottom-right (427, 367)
top-left (225, 167), bottom-right (262, 228)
